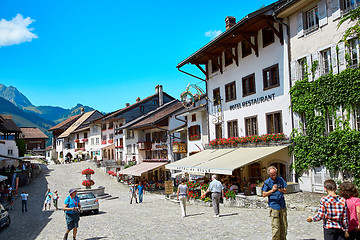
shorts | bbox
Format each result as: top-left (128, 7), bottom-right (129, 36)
top-left (66, 213), bottom-right (80, 230)
top-left (45, 199), bottom-right (51, 204)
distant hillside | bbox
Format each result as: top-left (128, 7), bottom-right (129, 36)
top-left (0, 84), bottom-right (96, 124)
top-left (0, 84), bottom-right (33, 109)
top-left (0, 97), bottom-right (54, 145)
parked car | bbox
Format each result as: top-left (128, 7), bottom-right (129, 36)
top-left (78, 192), bottom-right (99, 214)
top-left (0, 203), bottom-right (10, 229)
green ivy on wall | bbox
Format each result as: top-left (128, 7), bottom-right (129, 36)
top-left (290, 68), bottom-right (360, 183)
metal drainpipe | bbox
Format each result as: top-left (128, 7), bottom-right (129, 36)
top-left (272, 14), bottom-right (297, 183)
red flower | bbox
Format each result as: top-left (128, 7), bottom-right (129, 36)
top-left (82, 180), bottom-right (95, 187)
top-left (82, 168), bottom-right (95, 175)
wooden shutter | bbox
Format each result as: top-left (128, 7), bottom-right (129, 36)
top-left (297, 13), bottom-right (304, 38)
top-left (331, 44), bottom-right (339, 74)
top-left (307, 54), bottom-right (313, 81)
top-left (338, 41), bottom-right (346, 72)
top-left (290, 61), bottom-right (297, 86)
top-left (312, 52), bottom-right (321, 80)
top-left (293, 113), bottom-right (300, 131)
top-left (331, 0), bottom-right (341, 21)
top-left (318, 0), bottom-right (328, 27)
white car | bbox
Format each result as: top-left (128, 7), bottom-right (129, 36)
top-left (78, 192), bottom-right (99, 214)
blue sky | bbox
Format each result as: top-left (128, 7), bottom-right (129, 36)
top-left (0, 0), bottom-right (277, 113)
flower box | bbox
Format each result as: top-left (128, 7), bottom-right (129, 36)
top-left (82, 180), bottom-right (95, 187)
top-left (82, 168), bottom-right (95, 175)
top-left (189, 135), bottom-right (200, 141)
top-left (74, 139), bottom-right (80, 143)
top-left (102, 140), bottom-right (107, 145)
top-left (108, 139), bottom-right (114, 144)
top-left (82, 138), bottom-right (88, 142)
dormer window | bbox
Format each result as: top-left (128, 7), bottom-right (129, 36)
top-left (140, 106), bottom-right (144, 112)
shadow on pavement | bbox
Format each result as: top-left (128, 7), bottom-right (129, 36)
top-left (85, 237), bottom-right (108, 240)
top-left (220, 213), bottom-right (239, 217)
top-left (186, 213), bottom-right (204, 217)
top-left (0, 164), bottom-right (52, 240)
top-left (80, 211), bottom-right (107, 217)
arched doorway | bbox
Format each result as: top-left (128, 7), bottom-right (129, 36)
top-left (249, 162), bottom-right (261, 183)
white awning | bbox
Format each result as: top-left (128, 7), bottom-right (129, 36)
top-left (119, 162), bottom-right (168, 176)
top-left (0, 175), bottom-right (7, 182)
top-left (166, 146), bottom-right (289, 175)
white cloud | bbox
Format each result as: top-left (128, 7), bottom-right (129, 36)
top-left (0, 14), bottom-right (38, 47)
top-left (205, 30), bottom-right (222, 40)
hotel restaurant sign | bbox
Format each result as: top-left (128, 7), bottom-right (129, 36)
top-left (174, 166), bottom-right (231, 175)
top-left (229, 93), bottom-right (275, 111)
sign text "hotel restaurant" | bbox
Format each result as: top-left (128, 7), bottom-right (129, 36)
top-left (229, 93), bottom-right (275, 111)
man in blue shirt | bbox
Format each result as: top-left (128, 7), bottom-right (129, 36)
top-left (137, 182), bottom-right (145, 203)
top-left (262, 166), bottom-right (287, 240)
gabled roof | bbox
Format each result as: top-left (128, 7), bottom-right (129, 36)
top-left (176, 0), bottom-right (287, 69)
top-left (58, 111), bottom-right (101, 138)
top-left (101, 92), bottom-right (175, 122)
top-left (20, 127), bottom-right (48, 139)
top-left (48, 114), bottom-right (82, 131)
top-left (124, 101), bottom-right (184, 130)
top-left (0, 115), bottom-right (21, 133)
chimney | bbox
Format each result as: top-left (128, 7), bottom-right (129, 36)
top-left (136, 97), bottom-right (141, 103)
top-left (155, 85), bottom-right (163, 106)
top-left (225, 16), bottom-right (236, 30)
top-left (125, 103), bottom-right (130, 107)
top-left (81, 107), bottom-right (84, 114)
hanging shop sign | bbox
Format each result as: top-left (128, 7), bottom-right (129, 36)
top-left (229, 93), bottom-right (275, 111)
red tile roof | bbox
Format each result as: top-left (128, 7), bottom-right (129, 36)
top-left (48, 114), bottom-right (81, 131)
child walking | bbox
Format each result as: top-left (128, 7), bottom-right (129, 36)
top-left (339, 182), bottom-right (360, 240)
top-left (307, 179), bottom-right (349, 240)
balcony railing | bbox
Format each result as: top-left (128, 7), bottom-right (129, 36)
top-left (138, 141), bottom-right (152, 150)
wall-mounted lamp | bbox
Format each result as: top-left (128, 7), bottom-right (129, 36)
top-left (262, 167), bottom-right (267, 172)
top-left (239, 167), bottom-right (243, 171)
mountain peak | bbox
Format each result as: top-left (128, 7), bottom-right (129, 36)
top-left (0, 84), bottom-right (33, 109)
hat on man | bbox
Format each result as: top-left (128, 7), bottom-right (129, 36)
top-left (69, 188), bottom-right (77, 194)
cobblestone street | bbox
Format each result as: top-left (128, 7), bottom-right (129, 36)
top-left (1, 161), bottom-right (324, 240)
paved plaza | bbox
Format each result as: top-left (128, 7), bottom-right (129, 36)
top-left (0, 161), bottom-right (324, 240)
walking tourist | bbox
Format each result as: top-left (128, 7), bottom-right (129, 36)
top-left (177, 178), bottom-right (189, 217)
top-left (137, 182), bottom-right (145, 203)
top-left (339, 182), bottom-right (360, 239)
top-left (262, 166), bottom-right (288, 240)
top-left (9, 189), bottom-right (15, 210)
top-left (129, 183), bottom-right (138, 204)
top-left (44, 188), bottom-right (52, 210)
top-left (307, 179), bottom-right (348, 240)
top-left (203, 174), bottom-right (224, 218)
top-left (21, 190), bottom-right (28, 212)
top-left (53, 190), bottom-right (59, 210)
top-left (63, 188), bottom-right (81, 240)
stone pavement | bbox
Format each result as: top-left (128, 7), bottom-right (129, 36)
top-left (0, 161), bottom-right (324, 240)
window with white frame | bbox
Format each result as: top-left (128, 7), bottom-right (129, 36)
top-left (102, 135), bottom-right (107, 141)
top-left (342, 0), bottom-right (360, 14)
top-left (326, 112), bottom-right (335, 132)
top-left (92, 125), bottom-right (98, 133)
top-left (348, 39), bottom-right (359, 69)
top-left (91, 138), bottom-right (94, 145)
top-left (305, 7), bottom-right (319, 33)
top-left (126, 145), bottom-right (132, 154)
top-left (266, 112), bottom-right (283, 134)
top-left (354, 105), bottom-right (360, 130)
top-left (96, 138), bottom-right (99, 145)
top-left (227, 120), bottom-right (238, 138)
top-left (300, 113), bottom-right (307, 134)
top-left (298, 58), bottom-right (307, 80)
top-left (8, 149), bottom-right (13, 155)
top-left (321, 49), bottom-right (332, 75)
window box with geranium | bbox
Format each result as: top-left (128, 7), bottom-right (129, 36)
top-left (102, 140), bottom-right (107, 145)
top-left (108, 139), bottom-right (114, 144)
top-left (188, 125), bottom-right (201, 141)
top-left (82, 138), bottom-right (88, 142)
top-left (82, 180), bottom-right (95, 189)
top-left (74, 139), bottom-right (80, 143)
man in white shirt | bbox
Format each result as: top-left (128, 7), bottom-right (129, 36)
top-left (203, 175), bottom-right (224, 218)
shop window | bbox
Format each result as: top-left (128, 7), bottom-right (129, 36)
top-left (227, 120), bottom-right (238, 138)
top-left (242, 73), bottom-right (256, 97)
top-left (191, 114), bottom-right (196, 122)
top-left (321, 49), bottom-right (331, 75)
top-left (305, 7), bottom-right (319, 34)
top-left (213, 88), bottom-right (221, 106)
top-left (262, 27), bottom-right (274, 47)
top-left (266, 111), bottom-right (282, 134)
top-left (225, 81), bottom-right (236, 102)
top-left (224, 49), bottom-right (233, 66)
top-left (263, 64), bottom-right (279, 90)
top-left (245, 116), bottom-right (258, 136)
top-left (241, 41), bottom-right (252, 58)
top-left (188, 125), bottom-right (201, 141)
top-left (215, 123), bottom-right (222, 139)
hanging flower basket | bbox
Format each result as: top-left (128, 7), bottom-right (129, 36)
top-left (82, 168), bottom-right (95, 175)
top-left (82, 138), bottom-right (88, 142)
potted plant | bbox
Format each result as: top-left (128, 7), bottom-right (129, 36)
top-left (82, 180), bottom-right (95, 189)
top-left (82, 168), bottom-right (94, 180)
top-left (256, 180), bottom-right (264, 196)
